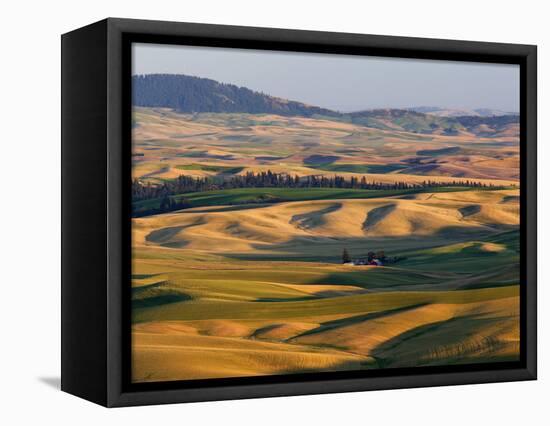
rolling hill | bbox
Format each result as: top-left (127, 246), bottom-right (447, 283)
top-left (133, 74), bottom-right (519, 137)
top-left (131, 188), bottom-right (520, 382)
top-left (130, 74), bottom-right (521, 383)
top-left (347, 109), bottom-right (518, 136)
top-left (409, 106), bottom-right (518, 117)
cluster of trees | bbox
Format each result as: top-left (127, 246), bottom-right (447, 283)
top-left (132, 170), bottom-right (503, 202)
top-left (342, 248), bottom-right (405, 265)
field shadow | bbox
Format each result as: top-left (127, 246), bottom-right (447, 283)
top-left (362, 203), bottom-right (396, 230)
top-left (459, 204), bottom-right (482, 218)
top-left (281, 359), bottom-right (372, 376)
top-left (290, 203), bottom-right (342, 230)
top-left (292, 303), bottom-right (428, 340)
top-left (370, 313), bottom-right (508, 367)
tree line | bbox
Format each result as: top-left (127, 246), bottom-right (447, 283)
top-left (132, 170), bottom-right (506, 202)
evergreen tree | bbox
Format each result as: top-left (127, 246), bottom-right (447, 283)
top-left (342, 248), bottom-right (352, 264)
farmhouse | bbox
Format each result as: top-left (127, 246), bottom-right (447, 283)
top-left (352, 258), bottom-right (383, 266)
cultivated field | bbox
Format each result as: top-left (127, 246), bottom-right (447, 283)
top-left (132, 108), bottom-right (519, 184)
top-left (131, 107), bottom-right (520, 383)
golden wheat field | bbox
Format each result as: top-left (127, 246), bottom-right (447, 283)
top-left (131, 108), bottom-right (520, 383)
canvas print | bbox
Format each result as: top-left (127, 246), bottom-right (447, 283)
top-left (131, 43), bottom-right (520, 383)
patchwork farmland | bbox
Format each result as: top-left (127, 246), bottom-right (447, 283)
top-left (131, 106), bottom-right (520, 383)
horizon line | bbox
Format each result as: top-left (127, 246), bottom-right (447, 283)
top-left (132, 73), bottom-right (519, 115)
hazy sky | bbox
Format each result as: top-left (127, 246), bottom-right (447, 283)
top-left (133, 43), bottom-right (519, 113)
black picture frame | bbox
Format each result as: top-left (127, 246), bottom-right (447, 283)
top-left (61, 17), bottom-right (537, 407)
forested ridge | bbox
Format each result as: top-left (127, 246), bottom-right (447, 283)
top-left (133, 74), bottom-right (336, 117)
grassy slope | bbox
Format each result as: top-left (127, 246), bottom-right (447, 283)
top-left (132, 236), bottom-right (519, 381)
top-left (132, 238), bottom-right (519, 381)
top-left (133, 285), bottom-right (518, 323)
top-left (132, 186), bottom-right (514, 215)
top-left (130, 189), bottom-right (520, 382)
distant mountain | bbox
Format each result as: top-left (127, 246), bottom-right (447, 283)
top-left (133, 74), bottom-right (337, 117)
top-left (408, 106), bottom-right (518, 117)
top-left (133, 74), bottom-right (519, 137)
